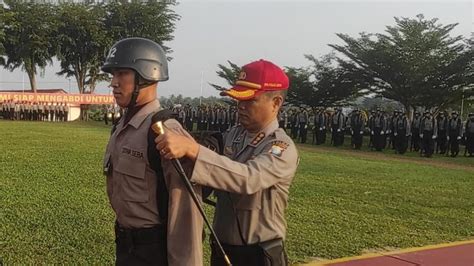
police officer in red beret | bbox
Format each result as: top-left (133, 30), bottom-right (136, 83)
top-left (156, 59), bottom-right (299, 266)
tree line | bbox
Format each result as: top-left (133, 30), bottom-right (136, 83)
top-left (1, 2), bottom-right (472, 118)
top-left (0, 0), bottom-right (179, 94)
top-left (212, 15), bottom-right (473, 117)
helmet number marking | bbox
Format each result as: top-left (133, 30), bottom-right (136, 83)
top-left (108, 47), bottom-right (117, 58)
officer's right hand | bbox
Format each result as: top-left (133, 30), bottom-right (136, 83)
top-left (155, 132), bottom-right (199, 161)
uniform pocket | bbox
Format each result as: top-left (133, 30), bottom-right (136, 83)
top-left (233, 191), bottom-right (262, 210)
top-left (114, 152), bottom-right (148, 203)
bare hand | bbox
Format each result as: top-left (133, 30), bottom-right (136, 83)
top-left (155, 132), bottom-right (199, 161)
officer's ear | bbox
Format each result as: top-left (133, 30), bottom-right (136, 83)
top-left (267, 91), bottom-right (284, 110)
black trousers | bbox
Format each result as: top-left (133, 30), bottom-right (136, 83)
top-left (299, 123), bottom-right (307, 143)
top-left (437, 130), bottom-right (447, 154)
top-left (185, 119), bottom-right (193, 131)
top-left (351, 129), bottom-right (363, 149)
top-left (315, 129), bottom-right (326, 145)
top-left (373, 128), bottom-right (384, 151)
top-left (115, 224), bottom-right (167, 266)
top-left (467, 132), bottom-right (474, 155)
top-left (211, 239), bottom-right (287, 266)
top-left (395, 131), bottom-right (408, 154)
top-left (422, 130), bottom-right (435, 156)
top-left (332, 126), bottom-right (344, 146)
top-left (291, 125), bottom-right (298, 139)
top-left (411, 129), bottom-right (420, 151)
top-left (448, 132), bottom-right (460, 156)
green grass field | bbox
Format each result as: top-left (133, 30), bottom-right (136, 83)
top-left (1, 121), bottom-right (473, 264)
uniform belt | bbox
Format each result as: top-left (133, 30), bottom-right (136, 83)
top-left (115, 222), bottom-right (166, 245)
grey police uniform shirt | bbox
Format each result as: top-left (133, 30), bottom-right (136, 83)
top-left (103, 99), bottom-right (203, 266)
top-left (190, 119), bottom-right (298, 245)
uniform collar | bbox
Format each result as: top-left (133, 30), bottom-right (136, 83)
top-left (246, 119), bottom-right (279, 147)
top-left (128, 99), bottom-right (161, 129)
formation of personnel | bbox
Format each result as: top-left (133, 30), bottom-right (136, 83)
top-left (276, 107), bottom-right (474, 158)
top-left (172, 104), bottom-right (239, 132)
top-left (0, 100), bottom-right (69, 122)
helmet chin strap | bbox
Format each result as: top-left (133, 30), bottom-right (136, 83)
top-left (124, 72), bottom-right (141, 122)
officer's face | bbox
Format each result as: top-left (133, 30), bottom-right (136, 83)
top-left (110, 69), bottom-right (135, 107)
top-left (237, 93), bottom-right (281, 133)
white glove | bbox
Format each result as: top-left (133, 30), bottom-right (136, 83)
top-left (337, 129), bottom-right (341, 132)
top-left (323, 126), bottom-right (326, 130)
top-left (305, 125), bottom-right (308, 129)
top-left (457, 136), bottom-right (462, 140)
top-left (211, 122), bottom-right (214, 124)
top-left (371, 131), bottom-right (374, 135)
top-left (447, 136), bottom-right (450, 141)
top-left (432, 135), bottom-right (437, 139)
top-left (420, 134), bottom-right (424, 138)
top-left (360, 131), bottom-right (363, 135)
top-left (381, 131), bottom-right (384, 134)
top-left (319, 127), bottom-right (323, 131)
top-left (190, 118), bottom-right (193, 121)
top-left (394, 133), bottom-right (398, 136)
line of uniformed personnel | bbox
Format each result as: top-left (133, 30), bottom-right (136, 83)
top-left (171, 104), bottom-right (239, 132)
top-left (105, 97), bottom-right (474, 158)
top-left (0, 100), bottom-right (70, 122)
top-left (274, 107), bottom-right (474, 158)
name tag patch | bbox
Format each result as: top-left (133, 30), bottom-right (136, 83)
top-left (122, 147), bottom-right (144, 159)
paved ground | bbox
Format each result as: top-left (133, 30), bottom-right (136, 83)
top-left (302, 240), bottom-right (474, 266)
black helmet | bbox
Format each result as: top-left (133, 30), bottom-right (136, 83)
top-left (102, 37), bottom-right (169, 83)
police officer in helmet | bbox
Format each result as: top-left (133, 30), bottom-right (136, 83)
top-left (102, 38), bottom-right (204, 266)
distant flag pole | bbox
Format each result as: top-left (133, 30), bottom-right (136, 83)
top-left (199, 70), bottom-right (204, 106)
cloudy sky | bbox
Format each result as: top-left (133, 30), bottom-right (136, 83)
top-left (0, 0), bottom-right (471, 98)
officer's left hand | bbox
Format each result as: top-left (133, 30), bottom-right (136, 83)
top-left (432, 135), bottom-right (437, 139)
top-left (155, 132), bottom-right (199, 161)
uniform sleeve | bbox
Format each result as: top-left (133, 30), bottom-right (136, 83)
top-left (162, 120), bottom-right (204, 266)
top-left (190, 136), bottom-right (298, 195)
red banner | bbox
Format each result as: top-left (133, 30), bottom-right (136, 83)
top-left (0, 92), bottom-right (115, 105)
